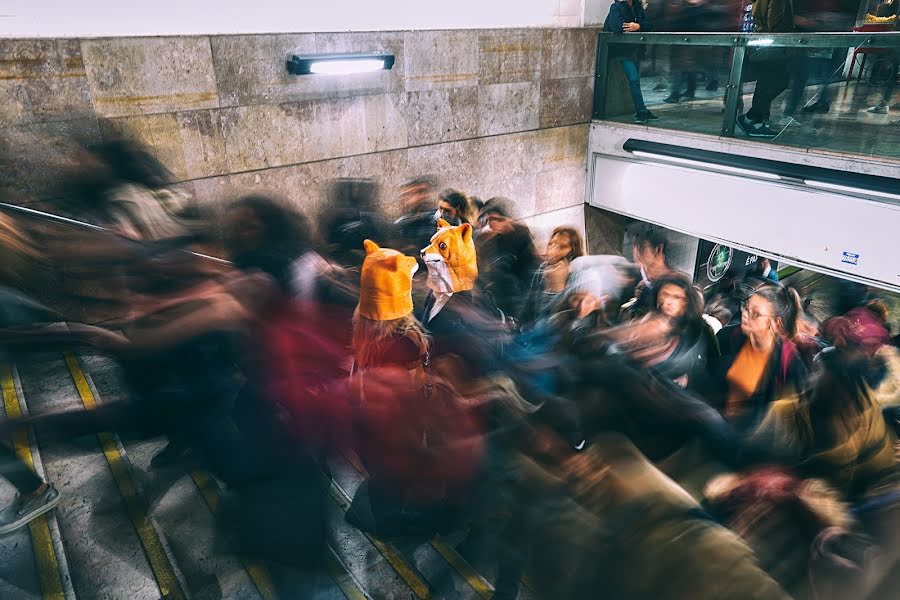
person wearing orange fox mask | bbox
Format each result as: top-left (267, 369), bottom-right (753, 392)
top-left (349, 239), bottom-right (484, 537)
top-left (419, 218), bottom-right (478, 325)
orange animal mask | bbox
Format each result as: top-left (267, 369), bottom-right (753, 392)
top-left (420, 219), bottom-right (478, 293)
top-left (358, 240), bottom-right (418, 321)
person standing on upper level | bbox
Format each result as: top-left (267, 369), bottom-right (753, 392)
top-left (737, 0), bottom-right (795, 138)
top-left (604, 0), bottom-right (660, 124)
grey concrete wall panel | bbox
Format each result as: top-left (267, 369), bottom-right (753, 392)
top-left (0, 39), bottom-right (93, 128)
top-left (314, 31), bottom-right (407, 96)
top-left (210, 34), bottom-right (316, 107)
top-left (477, 81), bottom-right (540, 137)
top-left (0, 117), bottom-right (103, 197)
top-left (1, 27), bottom-right (597, 232)
top-left (81, 37), bottom-right (219, 118)
top-left (477, 29), bottom-right (543, 85)
top-left (525, 203), bottom-right (586, 249)
top-left (404, 30), bottom-right (479, 92)
top-left (532, 124), bottom-right (589, 213)
top-left (361, 93), bottom-right (409, 153)
top-left (98, 110), bottom-right (229, 182)
top-left (213, 32), bottom-right (405, 107)
top-left (541, 28), bottom-right (597, 80)
top-left (404, 87), bottom-right (479, 146)
top-left (539, 75), bottom-right (593, 129)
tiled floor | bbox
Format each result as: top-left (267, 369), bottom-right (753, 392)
top-left (605, 74), bottom-right (900, 162)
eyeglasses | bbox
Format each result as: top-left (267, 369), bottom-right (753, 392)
top-left (740, 301), bottom-right (774, 321)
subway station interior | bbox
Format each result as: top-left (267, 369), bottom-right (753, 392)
top-left (1, 1), bottom-right (900, 598)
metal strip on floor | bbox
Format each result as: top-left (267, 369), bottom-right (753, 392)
top-left (63, 352), bottom-right (189, 600)
top-left (187, 469), bottom-right (279, 600)
top-left (328, 480), bottom-right (433, 599)
top-left (338, 451), bottom-right (496, 598)
top-left (1, 363), bottom-right (76, 600)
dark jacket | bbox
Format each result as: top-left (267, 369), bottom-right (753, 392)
top-left (652, 320), bottom-right (719, 396)
top-left (519, 262), bottom-right (563, 330)
top-left (604, 0), bottom-right (653, 33)
top-left (753, 0), bottom-right (795, 33)
top-left (711, 324), bottom-right (807, 431)
top-left (604, 1), bottom-right (653, 59)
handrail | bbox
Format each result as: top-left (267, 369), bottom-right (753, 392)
top-left (599, 31), bottom-right (900, 48)
top-left (0, 201), bottom-right (232, 265)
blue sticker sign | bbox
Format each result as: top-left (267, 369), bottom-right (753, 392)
top-left (841, 251), bottom-right (859, 266)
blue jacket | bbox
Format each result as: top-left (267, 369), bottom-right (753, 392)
top-left (604, 1), bottom-right (653, 34)
top-left (604, 1), bottom-right (653, 59)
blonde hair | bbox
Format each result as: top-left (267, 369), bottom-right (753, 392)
top-left (352, 308), bottom-right (429, 370)
top-left (0, 212), bottom-right (42, 286)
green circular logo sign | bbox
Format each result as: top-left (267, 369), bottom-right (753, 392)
top-left (707, 244), bottom-right (733, 283)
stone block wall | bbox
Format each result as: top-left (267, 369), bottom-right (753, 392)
top-left (0, 28), bottom-right (598, 245)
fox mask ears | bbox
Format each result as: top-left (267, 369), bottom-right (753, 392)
top-left (458, 223), bottom-right (473, 243)
top-left (435, 220), bottom-right (473, 244)
top-left (363, 239), bottom-right (380, 255)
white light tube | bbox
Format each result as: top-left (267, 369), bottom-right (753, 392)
top-left (309, 59), bottom-right (386, 75)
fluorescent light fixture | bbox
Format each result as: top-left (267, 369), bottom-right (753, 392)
top-left (803, 179), bottom-right (900, 202)
top-left (286, 53), bottom-right (395, 76)
top-left (747, 38), bottom-right (774, 46)
top-left (631, 150), bottom-right (782, 180)
top-left (308, 59), bottom-right (386, 75)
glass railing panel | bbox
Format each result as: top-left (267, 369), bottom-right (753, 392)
top-left (593, 32), bottom-right (900, 162)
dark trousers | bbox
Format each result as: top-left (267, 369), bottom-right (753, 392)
top-left (0, 440), bottom-right (42, 495)
top-left (787, 49), bottom-right (846, 112)
top-left (748, 60), bottom-right (790, 122)
top-left (619, 59), bottom-right (648, 112)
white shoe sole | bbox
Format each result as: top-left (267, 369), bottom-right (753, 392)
top-left (0, 492), bottom-right (61, 535)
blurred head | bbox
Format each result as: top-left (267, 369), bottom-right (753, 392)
top-left (477, 197), bottom-right (516, 236)
top-left (563, 255), bottom-right (631, 320)
top-left (652, 273), bottom-right (702, 324)
top-left (399, 176), bottom-right (437, 213)
top-left (224, 195), bottom-right (308, 289)
top-left (547, 226), bottom-right (585, 265)
top-left (437, 189), bottom-right (472, 225)
top-left (740, 284), bottom-right (801, 340)
top-left (91, 138), bottom-right (172, 190)
top-left (631, 227), bottom-right (667, 274)
top-left (569, 291), bottom-right (603, 320)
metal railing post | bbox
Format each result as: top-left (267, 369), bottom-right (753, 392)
top-left (722, 42), bottom-right (746, 137)
top-left (593, 33), bottom-right (610, 120)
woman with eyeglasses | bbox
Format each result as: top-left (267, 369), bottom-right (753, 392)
top-left (709, 283), bottom-right (808, 430)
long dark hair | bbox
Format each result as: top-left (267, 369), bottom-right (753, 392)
top-left (549, 226), bottom-right (585, 263)
top-left (439, 188), bottom-right (474, 225)
top-left (650, 272), bottom-right (704, 330)
top-left (752, 283), bottom-right (803, 338)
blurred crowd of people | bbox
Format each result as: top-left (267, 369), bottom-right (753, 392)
top-left (0, 138), bottom-right (899, 599)
top-left (604, 0), bottom-right (898, 137)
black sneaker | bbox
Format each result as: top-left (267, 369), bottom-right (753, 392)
top-left (737, 113), bottom-right (777, 138)
top-left (0, 485), bottom-right (60, 535)
top-left (663, 94), bottom-right (681, 104)
top-left (634, 110), bottom-right (659, 123)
